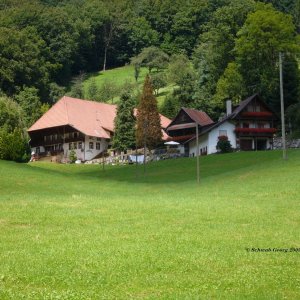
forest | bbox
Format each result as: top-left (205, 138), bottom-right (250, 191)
top-left (0, 0), bottom-right (299, 161)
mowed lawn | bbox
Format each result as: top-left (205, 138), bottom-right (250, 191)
top-left (0, 151), bottom-right (300, 299)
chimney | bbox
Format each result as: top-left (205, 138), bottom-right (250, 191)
top-left (226, 100), bottom-right (232, 116)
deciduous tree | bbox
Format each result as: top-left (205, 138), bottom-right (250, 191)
top-left (0, 27), bottom-right (51, 97)
top-left (131, 47), bottom-right (169, 73)
top-left (167, 54), bottom-right (195, 87)
top-left (0, 96), bottom-right (24, 131)
top-left (160, 94), bottom-right (180, 119)
top-left (0, 96), bottom-right (28, 162)
top-left (235, 4), bottom-right (300, 111)
top-left (128, 17), bottom-right (159, 55)
top-left (193, 0), bottom-right (255, 106)
top-left (213, 62), bottom-right (246, 107)
top-left (69, 73), bottom-right (86, 99)
top-left (0, 128), bottom-right (29, 162)
top-left (151, 73), bottom-right (167, 96)
top-left (97, 79), bottom-right (119, 103)
top-left (15, 87), bottom-right (43, 128)
top-left (87, 78), bottom-right (99, 100)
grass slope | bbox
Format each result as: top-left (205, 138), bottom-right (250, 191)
top-left (82, 65), bottom-right (174, 107)
top-left (0, 151), bottom-right (300, 299)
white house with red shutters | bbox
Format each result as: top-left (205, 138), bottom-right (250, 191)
top-left (166, 94), bottom-right (278, 156)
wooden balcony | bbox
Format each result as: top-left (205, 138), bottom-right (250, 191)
top-left (235, 127), bottom-right (277, 137)
top-left (31, 135), bottom-right (85, 148)
top-left (64, 136), bottom-right (85, 143)
top-left (44, 137), bottom-right (63, 145)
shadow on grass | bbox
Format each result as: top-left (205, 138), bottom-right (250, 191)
top-left (157, 90), bottom-right (170, 98)
top-left (84, 71), bottom-right (104, 82)
top-left (27, 151), bottom-right (286, 185)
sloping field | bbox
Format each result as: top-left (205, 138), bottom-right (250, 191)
top-left (83, 65), bottom-right (148, 93)
top-left (0, 151), bottom-right (299, 299)
top-left (82, 65), bottom-right (174, 107)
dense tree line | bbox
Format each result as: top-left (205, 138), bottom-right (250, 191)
top-left (0, 0), bottom-right (297, 101)
top-left (0, 0), bottom-right (300, 161)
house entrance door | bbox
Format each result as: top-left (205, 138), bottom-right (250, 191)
top-left (240, 139), bottom-right (253, 151)
top-left (184, 143), bottom-right (189, 157)
top-left (256, 139), bottom-right (267, 150)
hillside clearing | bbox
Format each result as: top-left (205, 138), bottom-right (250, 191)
top-left (82, 65), bottom-right (174, 107)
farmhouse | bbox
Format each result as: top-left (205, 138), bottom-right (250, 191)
top-left (166, 94), bottom-right (278, 156)
top-left (28, 96), bottom-right (171, 161)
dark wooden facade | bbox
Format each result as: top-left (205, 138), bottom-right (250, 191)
top-left (29, 125), bottom-right (85, 155)
top-left (232, 95), bottom-right (278, 151)
top-left (166, 108), bottom-right (214, 142)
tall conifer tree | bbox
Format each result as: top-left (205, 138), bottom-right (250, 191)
top-left (136, 75), bottom-right (162, 149)
top-left (112, 92), bottom-right (136, 152)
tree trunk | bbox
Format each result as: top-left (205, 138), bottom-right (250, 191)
top-left (102, 21), bottom-right (115, 72)
top-left (103, 46), bottom-right (107, 72)
top-left (143, 144), bottom-right (146, 174)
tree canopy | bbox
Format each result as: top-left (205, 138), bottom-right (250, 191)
top-left (112, 91), bottom-right (136, 152)
top-left (235, 4), bottom-right (299, 109)
top-left (0, 96), bottom-right (28, 162)
top-left (131, 46), bottom-right (169, 73)
top-left (0, 0), bottom-right (300, 159)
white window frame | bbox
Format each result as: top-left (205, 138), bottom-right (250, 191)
top-left (219, 130), bottom-right (227, 136)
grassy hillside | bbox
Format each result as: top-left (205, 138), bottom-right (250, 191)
top-left (0, 151), bottom-right (300, 299)
top-left (82, 65), bottom-right (174, 107)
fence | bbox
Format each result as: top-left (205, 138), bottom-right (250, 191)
top-left (273, 137), bottom-right (300, 149)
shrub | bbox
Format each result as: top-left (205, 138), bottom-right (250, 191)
top-left (0, 128), bottom-right (30, 162)
top-left (216, 135), bottom-right (233, 153)
top-left (69, 149), bottom-right (77, 163)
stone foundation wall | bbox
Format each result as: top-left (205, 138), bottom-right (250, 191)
top-left (273, 137), bottom-right (300, 149)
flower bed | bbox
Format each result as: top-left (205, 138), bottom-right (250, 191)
top-left (241, 111), bottom-right (273, 117)
top-left (235, 128), bottom-right (277, 133)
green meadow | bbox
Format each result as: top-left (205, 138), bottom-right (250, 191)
top-left (0, 151), bottom-right (300, 299)
top-left (82, 65), bottom-right (174, 107)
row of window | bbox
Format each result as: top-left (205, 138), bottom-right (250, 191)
top-left (240, 122), bottom-right (270, 128)
top-left (44, 132), bottom-right (83, 142)
top-left (44, 134), bottom-right (62, 142)
top-left (66, 132), bottom-right (81, 139)
top-left (91, 137), bottom-right (102, 142)
top-left (45, 144), bottom-right (63, 152)
top-left (69, 142), bottom-right (101, 150)
top-left (44, 133), bottom-right (103, 142)
top-left (90, 142), bottom-right (101, 150)
top-left (69, 142), bottom-right (83, 150)
top-left (247, 104), bottom-right (263, 112)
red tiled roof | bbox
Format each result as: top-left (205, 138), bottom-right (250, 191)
top-left (160, 114), bottom-right (172, 129)
top-left (167, 122), bottom-right (197, 131)
top-left (182, 108), bottom-right (214, 126)
top-left (28, 96), bottom-right (171, 140)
